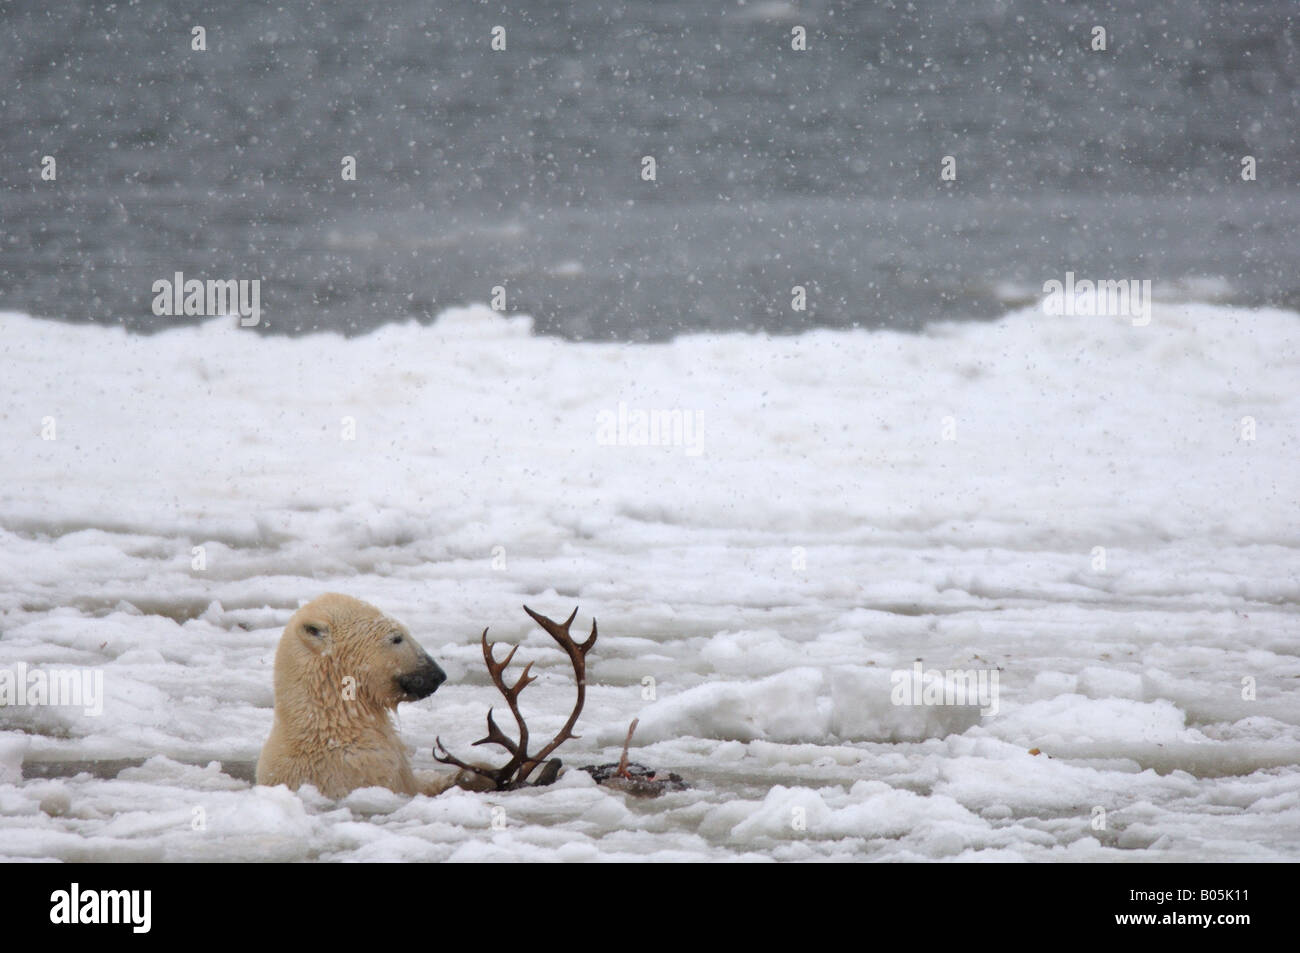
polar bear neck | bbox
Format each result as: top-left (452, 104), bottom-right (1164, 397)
top-left (274, 651), bottom-right (399, 751)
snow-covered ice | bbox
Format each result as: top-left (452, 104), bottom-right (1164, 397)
top-left (1, 300), bottom-right (1297, 861)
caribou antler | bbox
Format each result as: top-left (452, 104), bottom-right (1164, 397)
top-left (434, 605), bottom-right (597, 790)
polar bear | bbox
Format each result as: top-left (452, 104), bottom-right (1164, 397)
top-left (256, 593), bottom-right (452, 798)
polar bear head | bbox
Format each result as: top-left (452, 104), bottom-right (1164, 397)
top-left (278, 593), bottom-right (446, 711)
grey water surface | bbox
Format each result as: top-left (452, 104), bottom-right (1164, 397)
top-left (1, 0), bottom-right (1296, 340)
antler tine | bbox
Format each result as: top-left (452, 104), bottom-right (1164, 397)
top-left (472, 708), bottom-right (519, 755)
top-left (481, 628), bottom-right (518, 675)
top-left (485, 641), bottom-right (519, 672)
top-left (522, 604), bottom-right (573, 638)
top-left (523, 605), bottom-right (598, 656)
top-left (509, 661), bottom-right (537, 696)
top-left (482, 630), bottom-right (537, 699)
top-left (433, 737), bottom-right (502, 785)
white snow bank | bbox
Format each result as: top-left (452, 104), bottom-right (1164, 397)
top-left (622, 666), bottom-right (982, 745)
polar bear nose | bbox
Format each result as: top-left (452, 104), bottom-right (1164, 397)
top-left (397, 658), bottom-right (446, 700)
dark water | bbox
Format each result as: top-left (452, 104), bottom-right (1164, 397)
top-left (21, 757), bottom-right (257, 784)
top-left (1, 0), bottom-right (1297, 340)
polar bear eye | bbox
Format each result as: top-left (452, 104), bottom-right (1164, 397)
top-left (303, 623), bottom-right (328, 638)
top-left (389, 633), bottom-right (404, 645)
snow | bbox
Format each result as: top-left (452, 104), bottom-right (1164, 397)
top-left (1, 299), bottom-right (1298, 861)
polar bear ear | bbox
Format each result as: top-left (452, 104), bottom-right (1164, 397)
top-left (298, 620), bottom-right (331, 650)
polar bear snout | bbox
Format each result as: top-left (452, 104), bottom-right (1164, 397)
top-left (397, 656), bottom-right (446, 700)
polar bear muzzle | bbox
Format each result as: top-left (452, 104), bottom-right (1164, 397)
top-left (396, 655), bottom-right (446, 700)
